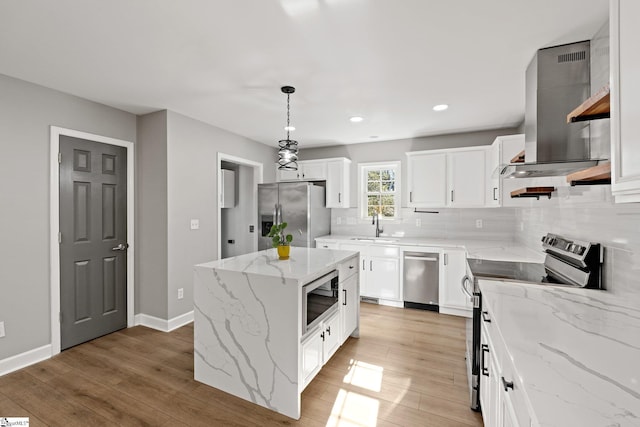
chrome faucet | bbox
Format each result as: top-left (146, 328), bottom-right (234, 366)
top-left (372, 212), bottom-right (383, 237)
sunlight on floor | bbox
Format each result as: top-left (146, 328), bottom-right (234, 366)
top-left (342, 359), bottom-right (384, 392)
top-left (326, 389), bottom-right (380, 427)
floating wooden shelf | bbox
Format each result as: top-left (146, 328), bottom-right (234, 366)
top-left (511, 150), bottom-right (525, 163)
top-left (566, 162), bottom-right (611, 186)
top-left (567, 84), bottom-right (610, 123)
top-left (511, 187), bottom-right (556, 200)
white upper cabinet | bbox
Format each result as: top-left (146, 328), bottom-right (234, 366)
top-left (448, 149), bottom-right (486, 207)
top-left (276, 160), bottom-right (327, 181)
top-left (406, 152), bottom-right (447, 207)
top-left (326, 159), bottom-right (351, 208)
top-left (220, 169), bottom-right (236, 208)
top-left (611, 0), bottom-right (640, 203)
top-left (406, 147), bottom-right (486, 208)
top-left (486, 134), bottom-right (525, 207)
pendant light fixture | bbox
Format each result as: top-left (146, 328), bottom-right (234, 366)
top-left (278, 85), bottom-right (299, 171)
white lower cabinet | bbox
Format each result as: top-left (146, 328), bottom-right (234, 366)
top-left (480, 306), bottom-right (531, 427)
top-left (341, 273), bottom-right (359, 341)
top-left (340, 243), bottom-right (401, 303)
top-left (439, 249), bottom-right (472, 316)
top-left (301, 311), bottom-right (341, 390)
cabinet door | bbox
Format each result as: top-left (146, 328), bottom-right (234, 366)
top-left (480, 326), bottom-right (494, 427)
top-left (440, 250), bottom-right (471, 310)
top-left (366, 256), bottom-right (400, 300)
top-left (339, 243), bottom-right (368, 296)
top-left (277, 167), bottom-right (300, 181)
top-left (326, 160), bottom-right (350, 208)
top-left (407, 153), bottom-right (447, 207)
top-left (486, 142), bottom-right (501, 207)
top-left (611, 0), bottom-right (640, 203)
top-left (322, 312), bottom-right (342, 362)
top-left (301, 161), bottom-right (327, 180)
top-left (448, 149), bottom-right (486, 207)
top-left (341, 274), bottom-right (359, 342)
top-left (301, 327), bottom-right (324, 389)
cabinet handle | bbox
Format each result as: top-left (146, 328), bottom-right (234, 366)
top-left (349, 265), bottom-right (354, 269)
top-left (482, 311), bottom-right (491, 323)
top-left (501, 377), bottom-right (514, 392)
top-left (481, 344), bottom-right (489, 377)
top-left (320, 331), bottom-right (325, 341)
top-left (444, 253), bottom-right (448, 265)
top-left (326, 326), bottom-right (331, 336)
top-left (362, 259), bottom-right (365, 270)
top-left (338, 193), bottom-right (341, 203)
top-left (410, 191), bottom-right (413, 203)
top-left (451, 190), bottom-right (454, 202)
top-left (493, 187), bottom-right (498, 201)
top-left (343, 289), bottom-right (347, 305)
top-left (369, 260), bottom-right (373, 271)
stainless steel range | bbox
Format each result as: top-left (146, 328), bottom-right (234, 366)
top-left (463, 233), bottom-right (603, 412)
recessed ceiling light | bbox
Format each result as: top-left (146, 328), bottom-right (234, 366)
top-left (284, 125), bottom-right (295, 131)
top-left (433, 104), bottom-right (449, 111)
top-left (350, 116), bottom-right (364, 123)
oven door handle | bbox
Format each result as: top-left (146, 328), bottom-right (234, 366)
top-left (461, 275), bottom-right (474, 298)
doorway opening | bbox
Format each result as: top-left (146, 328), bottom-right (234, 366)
top-left (217, 153), bottom-right (263, 259)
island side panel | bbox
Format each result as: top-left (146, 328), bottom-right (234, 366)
top-left (194, 266), bottom-right (301, 419)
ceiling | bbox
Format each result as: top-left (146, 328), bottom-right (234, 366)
top-left (0, 0), bottom-right (609, 148)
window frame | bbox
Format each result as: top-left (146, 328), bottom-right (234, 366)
top-left (358, 161), bottom-right (402, 220)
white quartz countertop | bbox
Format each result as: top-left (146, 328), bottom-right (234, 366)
top-left (479, 279), bottom-right (640, 426)
top-left (196, 247), bottom-right (358, 283)
top-left (316, 235), bottom-right (545, 263)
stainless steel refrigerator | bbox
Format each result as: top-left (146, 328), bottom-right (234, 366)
top-left (258, 181), bottom-right (331, 250)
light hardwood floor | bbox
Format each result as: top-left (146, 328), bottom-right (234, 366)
top-left (0, 303), bottom-right (483, 426)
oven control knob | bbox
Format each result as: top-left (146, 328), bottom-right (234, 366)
top-left (567, 243), bottom-right (575, 252)
top-left (577, 246), bottom-right (586, 255)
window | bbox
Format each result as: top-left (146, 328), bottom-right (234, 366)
top-left (358, 162), bottom-right (401, 219)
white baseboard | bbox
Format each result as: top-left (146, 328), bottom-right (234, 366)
top-left (135, 310), bottom-right (194, 332)
top-left (0, 344), bottom-right (52, 377)
top-left (440, 306), bottom-right (472, 318)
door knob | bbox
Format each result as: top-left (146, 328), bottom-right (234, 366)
top-left (111, 243), bottom-right (129, 251)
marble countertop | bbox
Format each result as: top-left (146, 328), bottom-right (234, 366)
top-left (479, 279), bottom-right (640, 426)
top-left (196, 247), bottom-right (358, 283)
top-left (316, 235), bottom-right (545, 263)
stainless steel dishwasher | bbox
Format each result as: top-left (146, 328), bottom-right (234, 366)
top-left (403, 251), bottom-right (439, 311)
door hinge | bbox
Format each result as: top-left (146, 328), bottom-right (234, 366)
top-left (58, 232), bottom-right (62, 244)
top-left (58, 152), bottom-right (62, 164)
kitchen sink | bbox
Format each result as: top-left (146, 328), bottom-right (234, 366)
top-left (350, 237), bottom-right (399, 243)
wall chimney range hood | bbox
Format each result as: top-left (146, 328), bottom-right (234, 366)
top-left (505, 40), bottom-right (606, 178)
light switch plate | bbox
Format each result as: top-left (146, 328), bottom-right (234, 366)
top-left (336, 217), bottom-right (342, 225)
top-left (178, 288), bottom-right (184, 300)
top-left (0, 321), bottom-right (5, 338)
top-left (190, 219), bottom-right (199, 230)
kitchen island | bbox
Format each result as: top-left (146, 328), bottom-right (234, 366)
top-left (193, 247), bottom-right (359, 420)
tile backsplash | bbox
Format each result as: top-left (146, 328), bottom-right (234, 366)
top-left (330, 183), bottom-right (640, 303)
top-left (330, 207), bottom-right (518, 241)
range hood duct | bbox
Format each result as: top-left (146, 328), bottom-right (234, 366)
top-left (507, 40), bottom-right (602, 178)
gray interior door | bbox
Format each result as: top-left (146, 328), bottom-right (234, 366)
top-left (59, 135), bottom-right (127, 350)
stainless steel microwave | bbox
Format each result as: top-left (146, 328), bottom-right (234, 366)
top-left (302, 270), bottom-right (339, 336)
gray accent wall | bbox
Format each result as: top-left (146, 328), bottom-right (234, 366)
top-left (136, 111), bottom-right (169, 319)
top-left (137, 110), bottom-right (276, 321)
top-left (0, 73), bottom-right (136, 361)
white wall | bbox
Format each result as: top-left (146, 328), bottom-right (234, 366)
top-left (0, 74), bottom-right (136, 361)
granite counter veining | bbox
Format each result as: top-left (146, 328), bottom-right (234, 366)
top-left (479, 279), bottom-right (640, 426)
top-left (316, 235), bottom-right (545, 263)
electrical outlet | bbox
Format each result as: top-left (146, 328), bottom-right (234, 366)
top-left (0, 321), bottom-right (5, 338)
top-left (415, 218), bottom-right (422, 227)
top-left (476, 219), bottom-right (483, 229)
top-left (336, 217), bottom-right (342, 225)
top-left (178, 288), bottom-right (184, 300)
top-left (190, 219), bottom-right (199, 230)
